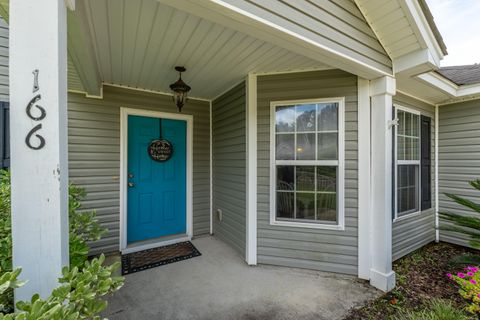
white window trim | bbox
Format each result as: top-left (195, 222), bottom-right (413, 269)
top-left (393, 104), bottom-right (422, 222)
top-left (269, 97), bottom-right (345, 231)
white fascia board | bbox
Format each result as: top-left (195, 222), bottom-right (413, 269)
top-left (457, 83), bottom-right (480, 97)
top-left (399, 0), bottom-right (443, 67)
top-left (417, 72), bottom-right (480, 99)
top-left (416, 72), bottom-right (457, 97)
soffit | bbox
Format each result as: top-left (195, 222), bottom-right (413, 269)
top-left (355, 0), bottom-right (422, 60)
top-left (70, 0), bottom-right (328, 99)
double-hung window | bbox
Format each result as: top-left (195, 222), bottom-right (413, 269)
top-left (394, 106), bottom-right (431, 219)
top-left (271, 98), bottom-right (345, 230)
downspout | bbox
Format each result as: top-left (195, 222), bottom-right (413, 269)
top-left (435, 104), bottom-right (439, 242)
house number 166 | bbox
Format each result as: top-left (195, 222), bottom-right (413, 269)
top-left (25, 69), bottom-right (46, 150)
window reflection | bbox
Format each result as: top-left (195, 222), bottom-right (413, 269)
top-left (274, 101), bottom-right (340, 225)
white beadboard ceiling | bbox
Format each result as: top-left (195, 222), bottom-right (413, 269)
top-left (68, 0), bottom-right (328, 99)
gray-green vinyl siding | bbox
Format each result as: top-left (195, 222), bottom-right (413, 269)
top-left (0, 17), bottom-right (8, 101)
top-left (438, 99), bottom-right (480, 247)
top-left (257, 69), bottom-right (358, 275)
top-left (68, 86), bottom-right (210, 254)
top-left (212, 82), bottom-right (247, 257)
top-left (221, 0), bottom-right (392, 74)
top-left (392, 93), bottom-right (436, 261)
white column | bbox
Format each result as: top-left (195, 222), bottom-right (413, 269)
top-left (10, 0), bottom-right (71, 301)
top-left (369, 76), bottom-right (396, 291)
top-left (357, 78), bottom-right (371, 280)
top-left (245, 73), bottom-right (257, 265)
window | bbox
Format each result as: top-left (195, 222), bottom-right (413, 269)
top-left (395, 108), bottom-right (421, 218)
top-left (271, 99), bottom-right (344, 229)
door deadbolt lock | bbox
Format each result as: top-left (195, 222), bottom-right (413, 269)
top-left (128, 182), bottom-right (135, 188)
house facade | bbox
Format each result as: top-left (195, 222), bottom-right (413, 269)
top-left (3, 0), bottom-right (480, 301)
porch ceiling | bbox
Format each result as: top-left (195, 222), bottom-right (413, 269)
top-left (68, 0), bottom-right (328, 100)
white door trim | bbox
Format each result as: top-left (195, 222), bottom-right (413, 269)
top-left (119, 107), bottom-right (194, 253)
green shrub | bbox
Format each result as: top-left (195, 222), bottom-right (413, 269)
top-left (440, 179), bottom-right (480, 249)
top-left (390, 299), bottom-right (471, 320)
top-left (0, 170), bottom-right (106, 272)
top-left (0, 255), bottom-right (123, 320)
top-left (0, 170), bottom-right (122, 318)
top-left (68, 184), bottom-right (107, 269)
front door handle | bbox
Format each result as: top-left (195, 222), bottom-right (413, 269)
top-left (128, 182), bottom-right (135, 188)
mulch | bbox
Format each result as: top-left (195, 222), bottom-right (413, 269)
top-left (344, 242), bottom-right (480, 320)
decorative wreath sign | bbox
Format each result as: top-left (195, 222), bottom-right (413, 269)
top-left (148, 139), bottom-right (173, 162)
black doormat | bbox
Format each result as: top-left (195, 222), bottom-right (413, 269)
top-left (121, 241), bottom-right (201, 275)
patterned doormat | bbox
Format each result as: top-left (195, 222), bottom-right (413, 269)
top-left (121, 241), bottom-right (201, 275)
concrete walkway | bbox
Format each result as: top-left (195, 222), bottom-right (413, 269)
top-left (104, 236), bottom-right (379, 320)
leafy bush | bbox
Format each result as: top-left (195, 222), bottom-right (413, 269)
top-left (440, 179), bottom-right (480, 248)
top-left (0, 170), bottom-right (122, 318)
top-left (0, 255), bottom-right (123, 320)
top-left (448, 266), bottom-right (480, 314)
top-left (390, 299), bottom-right (471, 320)
top-left (0, 170), bottom-right (106, 272)
top-left (68, 184), bottom-right (107, 269)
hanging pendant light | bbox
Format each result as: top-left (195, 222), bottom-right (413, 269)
top-left (169, 66), bottom-right (191, 112)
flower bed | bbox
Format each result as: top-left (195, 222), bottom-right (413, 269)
top-left (449, 266), bottom-right (480, 314)
top-left (344, 242), bottom-right (480, 320)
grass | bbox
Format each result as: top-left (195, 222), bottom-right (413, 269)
top-left (391, 299), bottom-right (471, 320)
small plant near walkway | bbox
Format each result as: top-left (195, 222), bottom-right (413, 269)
top-left (0, 170), bottom-right (124, 319)
top-left (391, 299), bottom-right (471, 320)
top-left (0, 256), bottom-right (122, 320)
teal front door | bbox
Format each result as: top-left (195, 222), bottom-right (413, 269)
top-left (127, 115), bottom-right (187, 244)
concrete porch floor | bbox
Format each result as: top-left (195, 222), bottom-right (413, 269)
top-left (104, 236), bottom-right (380, 320)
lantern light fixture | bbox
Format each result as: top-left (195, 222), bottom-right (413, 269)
top-left (169, 66), bottom-right (191, 112)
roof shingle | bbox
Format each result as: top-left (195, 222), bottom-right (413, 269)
top-left (437, 64), bottom-right (480, 86)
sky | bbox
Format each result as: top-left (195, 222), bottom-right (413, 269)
top-left (425, 0), bottom-right (480, 66)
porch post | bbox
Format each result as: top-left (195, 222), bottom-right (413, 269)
top-left (10, 0), bottom-right (71, 301)
top-left (245, 73), bottom-right (257, 265)
top-left (369, 76), bottom-right (396, 292)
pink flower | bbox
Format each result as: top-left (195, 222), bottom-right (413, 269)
top-left (447, 273), bottom-right (452, 278)
top-left (467, 272), bottom-right (474, 276)
top-left (467, 266), bottom-right (479, 273)
top-left (477, 293), bottom-right (480, 299)
top-left (471, 279), bottom-right (477, 284)
top-left (458, 272), bottom-right (466, 278)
